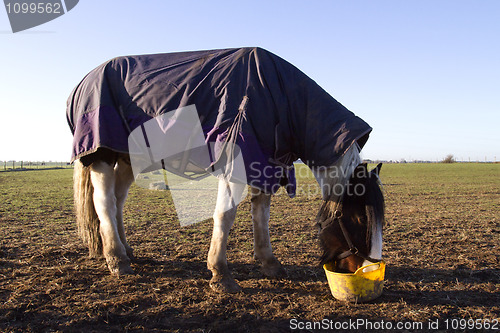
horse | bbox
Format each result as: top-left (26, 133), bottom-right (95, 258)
top-left (68, 47), bottom-right (385, 293)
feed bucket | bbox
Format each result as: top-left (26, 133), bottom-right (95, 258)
top-left (323, 261), bottom-right (385, 302)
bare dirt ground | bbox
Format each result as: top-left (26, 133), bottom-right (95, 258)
top-left (0, 163), bottom-right (498, 332)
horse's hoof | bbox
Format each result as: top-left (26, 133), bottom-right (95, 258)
top-left (209, 275), bottom-right (242, 293)
top-left (117, 264), bottom-right (134, 275)
top-left (108, 259), bottom-right (134, 276)
top-left (261, 262), bottom-right (286, 278)
top-left (125, 248), bottom-right (135, 262)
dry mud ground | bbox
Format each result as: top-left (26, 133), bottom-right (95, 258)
top-left (0, 163), bottom-right (498, 332)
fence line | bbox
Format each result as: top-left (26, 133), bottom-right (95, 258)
top-left (1, 161), bottom-right (73, 171)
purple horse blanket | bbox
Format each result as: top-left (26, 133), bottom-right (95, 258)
top-left (67, 47), bottom-right (371, 196)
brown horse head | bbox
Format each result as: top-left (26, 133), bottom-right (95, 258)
top-left (317, 163), bottom-right (385, 273)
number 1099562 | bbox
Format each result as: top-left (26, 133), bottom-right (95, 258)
top-left (5, 2), bottom-right (62, 15)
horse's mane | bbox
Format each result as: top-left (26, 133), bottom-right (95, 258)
top-left (363, 173), bottom-right (385, 247)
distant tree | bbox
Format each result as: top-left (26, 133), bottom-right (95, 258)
top-left (442, 154), bottom-right (456, 163)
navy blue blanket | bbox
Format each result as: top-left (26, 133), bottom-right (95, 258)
top-left (67, 47), bottom-right (371, 196)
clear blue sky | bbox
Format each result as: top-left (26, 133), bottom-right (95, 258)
top-left (1, 1), bottom-right (499, 162)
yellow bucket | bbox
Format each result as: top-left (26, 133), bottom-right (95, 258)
top-left (323, 261), bottom-right (385, 302)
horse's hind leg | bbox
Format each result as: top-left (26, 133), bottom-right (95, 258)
top-left (251, 187), bottom-right (286, 278)
top-left (90, 160), bottom-right (133, 275)
top-left (114, 157), bottom-right (135, 261)
top-left (207, 179), bottom-right (245, 293)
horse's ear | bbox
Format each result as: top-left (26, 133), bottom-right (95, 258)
top-left (370, 163), bottom-right (382, 176)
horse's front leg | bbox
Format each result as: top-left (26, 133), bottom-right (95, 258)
top-left (207, 179), bottom-right (244, 293)
top-left (90, 160), bottom-right (133, 275)
top-left (251, 187), bottom-right (286, 278)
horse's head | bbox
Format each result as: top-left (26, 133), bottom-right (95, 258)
top-left (316, 163), bottom-right (385, 273)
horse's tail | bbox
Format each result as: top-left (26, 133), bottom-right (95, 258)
top-left (73, 160), bottom-right (102, 257)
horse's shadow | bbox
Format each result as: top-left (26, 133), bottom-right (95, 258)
top-left (131, 256), bottom-right (326, 283)
top-left (131, 257), bottom-right (499, 307)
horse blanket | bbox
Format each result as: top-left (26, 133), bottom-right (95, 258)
top-left (67, 47), bottom-right (372, 196)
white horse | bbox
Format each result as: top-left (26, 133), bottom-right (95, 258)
top-left (69, 48), bottom-right (384, 293)
top-left (73, 143), bottom-right (383, 293)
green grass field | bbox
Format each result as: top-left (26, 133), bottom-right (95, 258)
top-left (0, 163), bottom-right (498, 332)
